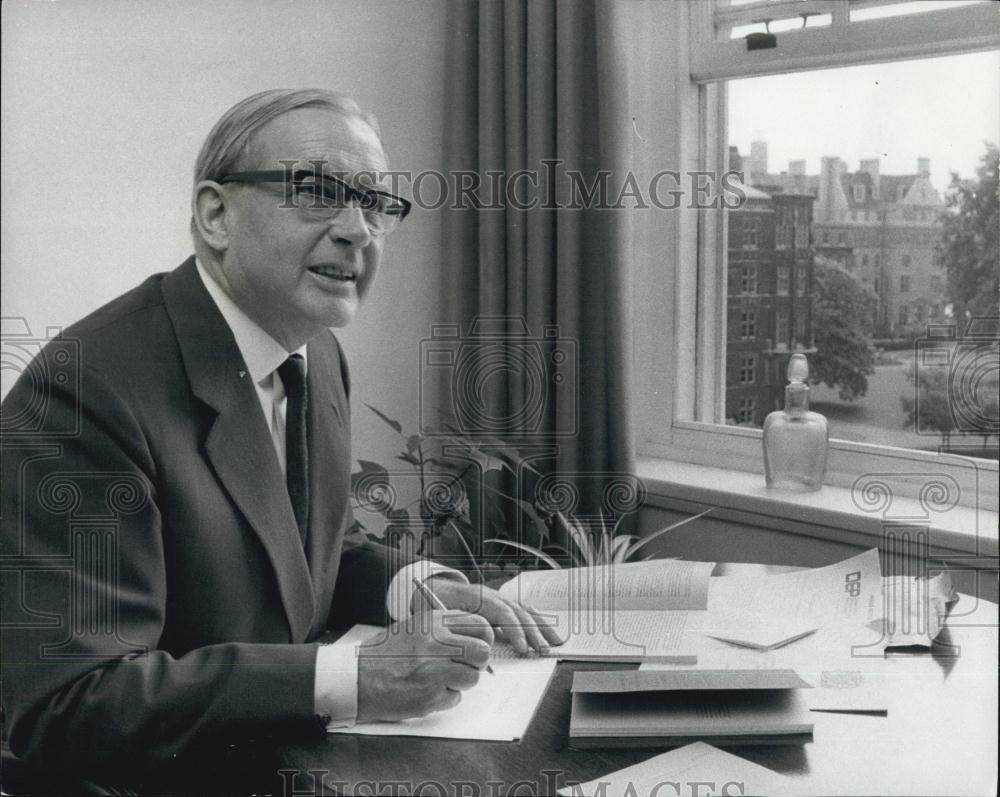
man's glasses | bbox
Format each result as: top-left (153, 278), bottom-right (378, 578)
top-left (220, 169), bottom-right (411, 237)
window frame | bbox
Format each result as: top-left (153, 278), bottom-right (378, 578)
top-left (632, 1), bottom-right (999, 528)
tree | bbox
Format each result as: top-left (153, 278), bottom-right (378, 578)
top-left (810, 255), bottom-right (878, 401)
top-left (938, 142), bottom-right (999, 322)
top-left (900, 363), bottom-right (956, 448)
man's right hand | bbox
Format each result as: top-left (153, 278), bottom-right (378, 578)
top-left (356, 609), bottom-right (494, 722)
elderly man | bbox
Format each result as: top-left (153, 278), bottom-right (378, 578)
top-left (1, 89), bottom-right (560, 791)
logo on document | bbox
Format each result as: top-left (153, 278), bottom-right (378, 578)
top-left (844, 571), bottom-right (862, 597)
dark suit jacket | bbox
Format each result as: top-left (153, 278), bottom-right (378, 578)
top-left (1, 257), bottom-right (411, 784)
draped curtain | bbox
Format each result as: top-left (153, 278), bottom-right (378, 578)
top-left (440, 0), bottom-right (637, 510)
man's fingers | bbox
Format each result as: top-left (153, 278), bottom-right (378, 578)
top-left (491, 603), bottom-right (530, 653)
top-left (446, 636), bottom-right (492, 673)
top-left (524, 605), bottom-right (567, 646)
top-left (442, 610), bottom-right (495, 646)
top-left (509, 602), bottom-right (552, 653)
top-left (425, 687), bottom-right (462, 716)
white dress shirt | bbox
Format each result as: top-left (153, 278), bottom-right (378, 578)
top-left (195, 261), bottom-right (466, 728)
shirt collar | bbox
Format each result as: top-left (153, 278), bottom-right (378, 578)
top-left (195, 258), bottom-right (307, 385)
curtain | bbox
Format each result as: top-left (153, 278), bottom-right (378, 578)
top-left (440, 0), bottom-right (637, 514)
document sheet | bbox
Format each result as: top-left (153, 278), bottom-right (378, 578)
top-left (328, 633), bottom-right (557, 741)
top-left (557, 741), bottom-right (792, 796)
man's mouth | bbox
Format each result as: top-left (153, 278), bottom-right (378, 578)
top-left (308, 265), bottom-right (357, 283)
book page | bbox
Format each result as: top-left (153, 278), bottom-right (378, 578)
top-left (498, 559), bottom-right (715, 612)
top-left (545, 608), bottom-right (697, 662)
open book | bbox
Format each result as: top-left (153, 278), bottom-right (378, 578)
top-left (498, 560), bottom-right (715, 662)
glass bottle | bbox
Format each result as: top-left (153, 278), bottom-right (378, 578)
top-left (763, 353), bottom-right (829, 492)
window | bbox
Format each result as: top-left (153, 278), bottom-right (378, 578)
top-left (853, 184), bottom-right (865, 202)
top-left (739, 355), bottom-right (756, 385)
top-left (736, 397), bottom-right (755, 425)
top-left (775, 309), bottom-right (789, 345)
top-left (898, 304), bottom-right (909, 326)
top-left (900, 275), bottom-right (911, 292)
top-left (740, 265), bottom-right (757, 294)
top-left (795, 266), bottom-right (808, 297)
top-left (742, 218), bottom-right (759, 248)
top-left (739, 310), bottom-right (756, 340)
top-left (793, 310), bottom-right (807, 345)
top-left (776, 266), bottom-right (790, 295)
top-left (635, 1), bottom-right (998, 519)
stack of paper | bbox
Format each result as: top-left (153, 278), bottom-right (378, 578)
top-left (569, 668), bottom-right (814, 748)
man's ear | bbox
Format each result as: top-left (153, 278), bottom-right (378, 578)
top-left (192, 181), bottom-right (230, 252)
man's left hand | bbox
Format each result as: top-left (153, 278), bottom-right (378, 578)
top-left (423, 580), bottom-right (566, 654)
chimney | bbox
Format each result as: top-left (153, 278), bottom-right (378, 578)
top-left (750, 141), bottom-right (768, 178)
top-left (817, 156), bottom-right (848, 223)
top-left (728, 146), bottom-right (745, 182)
top-left (917, 157), bottom-right (930, 177)
top-left (860, 158), bottom-right (880, 199)
top-left (789, 160), bottom-right (806, 176)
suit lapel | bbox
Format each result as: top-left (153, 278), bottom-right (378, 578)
top-left (161, 258), bottom-right (315, 643)
top-left (303, 331), bottom-right (353, 637)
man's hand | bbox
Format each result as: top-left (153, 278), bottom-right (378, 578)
top-left (423, 580), bottom-right (567, 655)
top-left (356, 609), bottom-right (493, 722)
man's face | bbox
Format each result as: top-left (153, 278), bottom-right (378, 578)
top-left (217, 107), bottom-right (390, 347)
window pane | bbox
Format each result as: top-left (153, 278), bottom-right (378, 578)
top-left (723, 52), bottom-right (999, 458)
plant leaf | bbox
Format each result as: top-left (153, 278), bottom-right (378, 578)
top-left (558, 512), bottom-right (596, 567)
top-left (396, 453), bottom-right (420, 466)
top-left (623, 507), bottom-right (716, 560)
top-left (406, 434), bottom-right (424, 454)
top-left (611, 534), bottom-right (637, 563)
top-left (485, 538), bottom-right (561, 569)
top-left (364, 403), bottom-right (403, 435)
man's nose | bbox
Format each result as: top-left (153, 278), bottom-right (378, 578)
top-left (327, 205), bottom-right (372, 248)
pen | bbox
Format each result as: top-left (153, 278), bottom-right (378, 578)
top-left (412, 577), bottom-right (495, 675)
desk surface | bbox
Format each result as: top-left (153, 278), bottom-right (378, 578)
top-left (277, 569), bottom-right (999, 797)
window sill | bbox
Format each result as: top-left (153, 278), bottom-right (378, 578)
top-left (637, 456), bottom-right (998, 561)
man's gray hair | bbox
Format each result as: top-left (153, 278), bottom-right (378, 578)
top-left (193, 88), bottom-right (382, 183)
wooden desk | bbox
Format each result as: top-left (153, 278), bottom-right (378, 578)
top-left (276, 582), bottom-right (998, 797)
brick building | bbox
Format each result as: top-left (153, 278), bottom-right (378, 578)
top-left (725, 179), bottom-right (816, 426)
top-left (747, 141), bottom-right (945, 335)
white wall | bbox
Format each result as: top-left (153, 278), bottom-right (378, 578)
top-left (1, 0), bottom-right (450, 470)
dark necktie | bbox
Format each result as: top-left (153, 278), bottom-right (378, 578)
top-left (277, 354), bottom-right (309, 542)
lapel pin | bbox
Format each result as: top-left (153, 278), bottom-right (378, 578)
top-left (239, 370), bottom-right (247, 378)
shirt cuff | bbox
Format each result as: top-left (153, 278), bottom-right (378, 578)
top-left (386, 560), bottom-right (469, 622)
top-left (314, 638), bottom-right (361, 730)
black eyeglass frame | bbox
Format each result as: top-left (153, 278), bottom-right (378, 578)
top-left (219, 169), bottom-right (412, 225)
